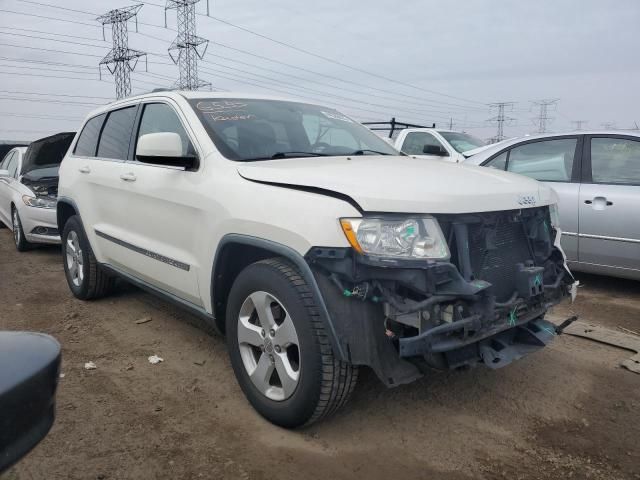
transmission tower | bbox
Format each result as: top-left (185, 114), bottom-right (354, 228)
top-left (601, 122), bottom-right (616, 130)
top-left (165, 0), bottom-right (210, 90)
top-left (531, 99), bottom-right (559, 134)
top-left (571, 120), bottom-right (588, 131)
top-left (487, 102), bottom-right (516, 143)
top-left (97, 4), bottom-right (147, 100)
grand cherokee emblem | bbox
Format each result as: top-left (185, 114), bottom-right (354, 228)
top-left (518, 195), bottom-right (537, 206)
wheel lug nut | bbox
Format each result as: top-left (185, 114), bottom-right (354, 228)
top-left (274, 345), bottom-right (281, 353)
top-left (269, 329), bottom-right (275, 337)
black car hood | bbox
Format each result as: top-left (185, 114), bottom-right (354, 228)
top-left (21, 132), bottom-right (74, 175)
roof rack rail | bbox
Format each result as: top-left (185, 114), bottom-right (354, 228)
top-left (362, 117), bottom-right (435, 138)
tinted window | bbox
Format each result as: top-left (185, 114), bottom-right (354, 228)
top-left (402, 132), bottom-right (445, 155)
top-left (74, 114), bottom-right (105, 157)
top-left (136, 103), bottom-right (194, 157)
top-left (507, 138), bottom-right (577, 182)
top-left (189, 98), bottom-right (397, 161)
top-left (485, 151), bottom-right (508, 170)
top-left (591, 137), bottom-right (640, 185)
top-left (97, 107), bottom-right (137, 160)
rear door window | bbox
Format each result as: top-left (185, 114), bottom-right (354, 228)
top-left (97, 107), bottom-right (137, 160)
top-left (74, 114), bottom-right (106, 157)
top-left (590, 137), bottom-right (640, 185)
top-left (1, 151), bottom-right (15, 170)
top-left (5, 155), bottom-right (19, 178)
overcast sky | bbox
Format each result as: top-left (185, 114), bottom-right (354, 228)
top-left (1, 0), bottom-right (639, 141)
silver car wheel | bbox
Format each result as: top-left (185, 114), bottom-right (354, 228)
top-left (12, 209), bottom-right (20, 246)
top-left (65, 231), bottom-right (84, 287)
top-left (237, 291), bottom-right (301, 401)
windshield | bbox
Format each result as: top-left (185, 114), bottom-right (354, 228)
top-left (439, 132), bottom-right (485, 153)
top-left (188, 98), bottom-right (399, 161)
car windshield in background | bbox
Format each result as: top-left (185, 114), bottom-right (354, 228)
top-left (188, 98), bottom-right (399, 161)
top-left (439, 132), bottom-right (485, 153)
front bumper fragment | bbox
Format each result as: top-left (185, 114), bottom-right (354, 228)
top-left (399, 316), bottom-right (558, 369)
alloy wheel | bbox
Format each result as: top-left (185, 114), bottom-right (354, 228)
top-left (65, 230), bottom-right (84, 287)
top-left (12, 210), bottom-right (20, 246)
top-left (237, 291), bottom-right (301, 401)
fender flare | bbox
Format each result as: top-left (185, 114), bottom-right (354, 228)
top-left (212, 234), bottom-right (347, 361)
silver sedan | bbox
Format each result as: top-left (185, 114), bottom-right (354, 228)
top-left (464, 131), bottom-right (640, 281)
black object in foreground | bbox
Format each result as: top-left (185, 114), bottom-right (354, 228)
top-left (0, 332), bottom-right (61, 473)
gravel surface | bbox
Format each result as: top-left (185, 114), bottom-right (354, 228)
top-left (1, 230), bottom-right (638, 480)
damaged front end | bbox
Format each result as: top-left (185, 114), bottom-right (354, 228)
top-left (307, 206), bottom-right (575, 386)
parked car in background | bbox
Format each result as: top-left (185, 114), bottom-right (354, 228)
top-left (394, 128), bottom-right (490, 162)
top-left (465, 131), bottom-right (640, 281)
top-left (0, 132), bottom-right (74, 250)
top-left (0, 140), bottom-right (29, 161)
top-left (57, 91), bottom-right (574, 428)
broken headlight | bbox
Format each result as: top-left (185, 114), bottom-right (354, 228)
top-left (340, 216), bottom-right (450, 260)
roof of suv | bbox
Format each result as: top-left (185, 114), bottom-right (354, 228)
top-left (85, 90), bottom-right (322, 118)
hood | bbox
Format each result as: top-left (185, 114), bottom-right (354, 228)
top-left (21, 132), bottom-right (74, 175)
top-left (462, 144), bottom-right (494, 157)
top-left (237, 155), bottom-right (555, 214)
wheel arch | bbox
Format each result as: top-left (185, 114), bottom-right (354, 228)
top-left (211, 234), bottom-right (346, 361)
top-left (56, 196), bottom-right (79, 233)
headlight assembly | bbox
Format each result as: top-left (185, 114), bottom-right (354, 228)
top-left (22, 195), bottom-right (56, 209)
top-left (340, 216), bottom-right (450, 260)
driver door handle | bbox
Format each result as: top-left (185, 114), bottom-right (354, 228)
top-left (120, 172), bottom-right (137, 182)
top-left (79, 166), bottom-right (91, 174)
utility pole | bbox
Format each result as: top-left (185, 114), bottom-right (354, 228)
top-left (487, 102), bottom-right (515, 143)
top-left (448, 117), bottom-right (454, 130)
top-left (165, 0), bottom-right (210, 90)
top-left (571, 120), bottom-right (588, 131)
top-left (531, 98), bottom-right (559, 134)
top-left (97, 4), bottom-right (147, 100)
top-left (601, 122), bottom-right (616, 130)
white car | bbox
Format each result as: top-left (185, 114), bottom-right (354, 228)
top-left (393, 128), bottom-right (491, 162)
top-left (0, 140), bottom-right (64, 250)
top-left (57, 91), bottom-right (575, 428)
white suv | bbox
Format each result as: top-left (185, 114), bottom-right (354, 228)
top-left (57, 91), bottom-right (575, 428)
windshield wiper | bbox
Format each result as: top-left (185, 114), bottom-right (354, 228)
top-left (350, 149), bottom-right (393, 156)
top-left (242, 151), bottom-right (329, 161)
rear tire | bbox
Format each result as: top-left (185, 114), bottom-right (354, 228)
top-left (226, 257), bottom-right (357, 428)
top-left (62, 215), bottom-right (113, 300)
top-left (12, 207), bottom-right (32, 252)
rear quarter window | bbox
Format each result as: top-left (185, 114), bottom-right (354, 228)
top-left (74, 114), bottom-right (106, 157)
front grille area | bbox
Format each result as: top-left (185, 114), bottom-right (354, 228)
top-left (468, 216), bottom-right (532, 301)
top-left (437, 208), bottom-right (548, 302)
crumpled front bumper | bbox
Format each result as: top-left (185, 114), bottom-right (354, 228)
top-left (399, 314), bottom-right (558, 369)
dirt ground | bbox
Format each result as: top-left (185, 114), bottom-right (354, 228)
top-left (0, 229), bottom-right (638, 480)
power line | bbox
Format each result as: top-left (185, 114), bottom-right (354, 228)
top-left (0, 8), bottom-right (102, 28)
top-left (600, 122), bottom-right (616, 130)
top-left (0, 96), bottom-right (103, 106)
top-left (0, 90), bottom-right (113, 100)
top-left (142, 0), bottom-right (485, 106)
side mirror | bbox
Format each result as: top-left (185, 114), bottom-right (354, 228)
top-left (0, 332), bottom-right (61, 474)
top-left (423, 144), bottom-right (449, 156)
top-left (0, 169), bottom-right (10, 178)
top-left (136, 132), bottom-right (198, 170)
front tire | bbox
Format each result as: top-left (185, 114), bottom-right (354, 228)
top-left (62, 215), bottom-right (113, 300)
top-left (226, 258), bottom-right (358, 428)
top-left (12, 207), bottom-right (32, 252)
